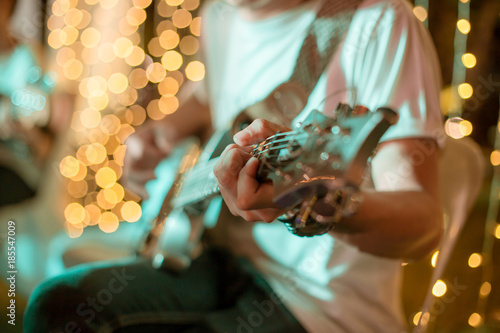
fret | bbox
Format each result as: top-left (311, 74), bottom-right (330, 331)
top-left (172, 158), bottom-right (221, 209)
top-left (171, 131), bottom-right (296, 210)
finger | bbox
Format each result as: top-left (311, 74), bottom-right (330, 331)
top-left (218, 186), bottom-right (239, 216)
top-left (214, 144), bottom-right (251, 189)
top-left (255, 208), bottom-right (284, 223)
top-left (236, 157), bottom-right (280, 210)
top-left (233, 119), bottom-right (291, 146)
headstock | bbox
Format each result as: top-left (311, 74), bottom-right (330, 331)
top-left (252, 104), bottom-right (398, 210)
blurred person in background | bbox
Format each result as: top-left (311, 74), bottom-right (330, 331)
top-left (0, 0), bottom-right (57, 206)
top-left (0, 0), bottom-right (73, 296)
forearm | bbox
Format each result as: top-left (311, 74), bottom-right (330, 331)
top-left (333, 189), bottom-right (443, 260)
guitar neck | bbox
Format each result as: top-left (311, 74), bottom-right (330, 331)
top-left (172, 157), bottom-right (221, 209)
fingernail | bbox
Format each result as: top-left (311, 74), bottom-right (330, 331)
top-left (233, 131), bottom-right (247, 144)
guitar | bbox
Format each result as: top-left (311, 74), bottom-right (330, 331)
top-left (139, 104), bottom-right (398, 272)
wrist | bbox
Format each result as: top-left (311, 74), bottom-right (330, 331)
top-left (277, 189), bottom-right (363, 237)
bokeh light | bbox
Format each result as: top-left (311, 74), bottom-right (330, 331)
top-left (129, 68), bottom-right (149, 89)
top-left (445, 117), bottom-right (468, 139)
top-left (468, 253), bottom-right (482, 268)
top-left (98, 212), bottom-right (119, 233)
top-left (172, 9), bottom-right (192, 28)
top-left (55, 0), bottom-right (203, 236)
top-left (64, 202), bottom-right (86, 224)
top-left (458, 83), bottom-right (473, 99)
top-left (161, 51), bottom-right (183, 71)
top-left (480, 282), bottom-right (491, 298)
top-left (95, 167), bottom-right (118, 189)
top-left (457, 19), bottom-right (471, 34)
top-left (81, 27), bottom-right (101, 48)
top-left (462, 53), bottom-right (476, 68)
top-left (490, 150), bottom-right (500, 166)
top-left (146, 62), bottom-right (167, 83)
top-left (86, 143), bottom-right (107, 164)
top-left (413, 6), bottom-right (427, 22)
top-left (121, 201), bottom-right (142, 222)
top-left (158, 77), bottom-right (180, 96)
top-left (432, 280), bottom-right (447, 297)
top-left (179, 35), bottom-right (199, 55)
top-left (185, 60), bottom-right (205, 81)
top-left (108, 73), bottom-right (129, 94)
top-left (190, 17), bottom-right (201, 36)
top-left (431, 251), bottom-right (439, 268)
top-left (114, 37), bottom-right (134, 58)
top-left (159, 30), bottom-right (180, 50)
top-left (60, 155), bottom-right (80, 178)
top-left (80, 108), bottom-right (102, 128)
top-left (468, 313), bottom-right (482, 328)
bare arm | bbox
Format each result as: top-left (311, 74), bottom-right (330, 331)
top-left (332, 138), bottom-right (443, 260)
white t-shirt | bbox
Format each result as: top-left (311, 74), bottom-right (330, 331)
top-left (199, 0), bottom-right (444, 332)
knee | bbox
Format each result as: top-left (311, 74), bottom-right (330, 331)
top-left (24, 276), bottom-right (90, 333)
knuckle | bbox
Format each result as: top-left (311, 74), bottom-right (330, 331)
top-left (262, 215), bottom-right (276, 223)
top-left (236, 197), bottom-right (251, 211)
top-left (245, 214), bottom-right (259, 223)
top-left (253, 119), bottom-right (268, 132)
top-left (213, 163), bottom-right (221, 176)
top-left (225, 151), bottom-right (244, 172)
top-left (227, 205), bottom-right (240, 217)
top-left (216, 171), bottom-right (231, 188)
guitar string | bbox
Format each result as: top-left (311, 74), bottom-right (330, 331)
top-left (182, 132), bottom-right (310, 190)
top-left (175, 131), bottom-right (313, 203)
top-left (183, 131), bottom-right (305, 180)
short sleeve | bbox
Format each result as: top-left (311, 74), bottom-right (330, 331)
top-left (338, 0), bottom-right (445, 147)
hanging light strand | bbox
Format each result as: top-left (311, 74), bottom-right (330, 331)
top-left (448, 0), bottom-right (472, 118)
top-left (473, 98), bottom-right (500, 331)
top-left (413, 0), bottom-right (429, 27)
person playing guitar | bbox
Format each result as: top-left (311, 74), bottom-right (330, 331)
top-left (25, 0), bottom-right (444, 332)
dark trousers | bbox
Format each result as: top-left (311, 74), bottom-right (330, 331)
top-left (24, 248), bottom-right (307, 333)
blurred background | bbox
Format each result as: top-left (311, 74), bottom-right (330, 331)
top-left (0, 0), bottom-right (499, 332)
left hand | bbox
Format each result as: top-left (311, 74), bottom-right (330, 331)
top-left (213, 119), bottom-right (291, 222)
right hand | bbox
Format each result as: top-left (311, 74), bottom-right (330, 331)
top-left (123, 121), bottom-right (173, 198)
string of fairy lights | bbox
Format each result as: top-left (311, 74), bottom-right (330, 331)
top-left (443, 0), bottom-right (475, 140)
top-left (49, 0), bottom-right (204, 237)
top-left (413, 0), bottom-right (429, 27)
top-left (411, 0), bottom-right (500, 330)
top-left (474, 106), bottom-right (500, 331)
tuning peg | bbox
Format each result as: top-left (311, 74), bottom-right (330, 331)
top-left (352, 105), bottom-right (369, 116)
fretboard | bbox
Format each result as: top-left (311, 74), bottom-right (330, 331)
top-left (171, 158), bottom-right (221, 209)
top-left (170, 132), bottom-right (297, 209)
